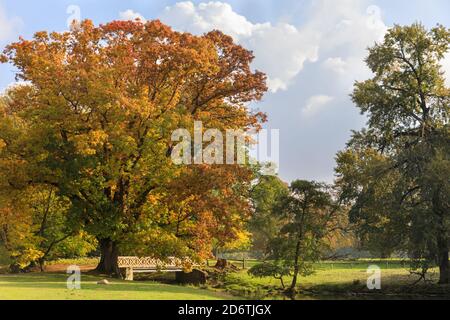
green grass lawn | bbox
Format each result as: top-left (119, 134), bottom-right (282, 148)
top-left (1, 259), bottom-right (448, 300)
top-left (225, 265), bottom-right (414, 289)
top-left (0, 273), bottom-right (235, 300)
top-left (211, 258), bottom-right (413, 271)
top-left (219, 261), bottom-right (449, 299)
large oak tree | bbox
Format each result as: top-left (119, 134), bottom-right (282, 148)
top-left (0, 20), bottom-right (267, 275)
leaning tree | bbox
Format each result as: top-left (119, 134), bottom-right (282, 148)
top-left (266, 180), bottom-right (342, 293)
top-left (336, 23), bottom-right (449, 283)
top-left (0, 20), bottom-right (267, 275)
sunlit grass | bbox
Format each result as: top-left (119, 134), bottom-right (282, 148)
top-left (46, 257), bottom-right (100, 266)
top-left (0, 273), bottom-right (235, 300)
top-left (1, 259), bottom-right (448, 300)
top-left (220, 261), bottom-right (448, 299)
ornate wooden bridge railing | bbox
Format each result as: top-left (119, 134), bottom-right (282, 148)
top-left (118, 256), bottom-right (197, 281)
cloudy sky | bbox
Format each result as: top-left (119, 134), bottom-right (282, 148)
top-left (1, 0), bottom-right (449, 182)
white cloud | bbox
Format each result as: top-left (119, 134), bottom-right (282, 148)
top-left (302, 95), bottom-right (334, 117)
top-left (323, 57), bottom-right (347, 74)
top-left (159, 1), bottom-right (319, 93)
top-left (119, 9), bottom-right (146, 22)
top-left (161, 2), bottom-right (254, 38)
top-left (0, 4), bottom-right (22, 42)
top-left (159, 1), bottom-right (387, 93)
top-left (122, 1), bottom-right (387, 94)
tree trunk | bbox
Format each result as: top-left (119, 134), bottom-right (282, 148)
top-left (277, 276), bottom-right (285, 289)
top-left (434, 191), bottom-right (449, 285)
top-left (38, 258), bottom-right (46, 272)
top-left (95, 238), bottom-right (121, 278)
top-left (214, 258), bottom-right (228, 269)
top-left (289, 239), bottom-right (301, 292)
top-left (437, 235), bottom-right (449, 284)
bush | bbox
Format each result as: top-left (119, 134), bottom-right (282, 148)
top-left (248, 262), bottom-right (291, 289)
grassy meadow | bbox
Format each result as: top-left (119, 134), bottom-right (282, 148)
top-left (212, 259), bottom-right (449, 299)
top-left (1, 259), bottom-right (449, 300)
top-left (0, 272), bottom-right (234, 300)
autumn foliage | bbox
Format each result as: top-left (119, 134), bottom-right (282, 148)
top-left (0, 20), bottom-right (267, 274)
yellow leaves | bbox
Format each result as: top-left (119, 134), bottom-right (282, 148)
top-left (34, 31), bottom-right (49, 41)
top-left (0, 201), bottom-right (39, 267)
top-left (91, 130), bottom-right (109, 144)
top-left (181, 259), bottom-right (194, 273)
top-left (70, 130), bottom-right (108, 155)
top-left (72, 140), bottom-right (96, 156)
top-left (106, 180), bottom-right (117, 196)
top-left (11, 248), bottom-right (44, 268)
top-left (146, 194), bottom-right (161, 206)
top-left (0, 139), bottom-right (5, 150)
top-left (121, 228), bottom-right (189, 259)
top-left (222, 229), bottom-right (251, 251)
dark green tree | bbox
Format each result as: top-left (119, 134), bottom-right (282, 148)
top-left (248, 262), bottom-right (291, 289)
top-left (249, 174), bottom-right (288, 257)
top-left (268, 180), bottom-right (341, 293)
top-left (336, 23), bottom-right (449, 283)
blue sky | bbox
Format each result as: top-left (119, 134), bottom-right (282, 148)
top-left (1, 0), bottom-right (449, 182)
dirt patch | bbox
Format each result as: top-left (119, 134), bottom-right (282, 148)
top-left (44, 264), bottom-right (97, 273)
